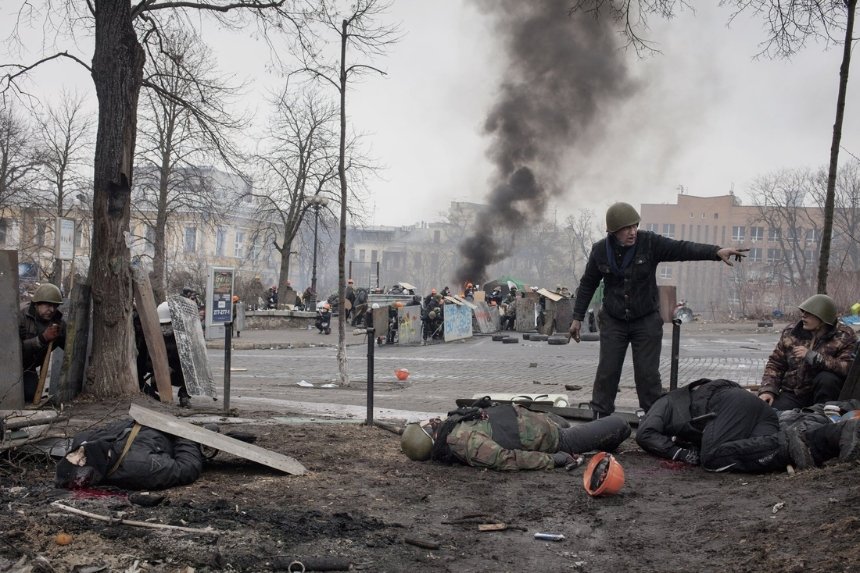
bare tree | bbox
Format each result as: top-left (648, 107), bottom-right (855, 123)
top-left (0, 101), bottom-right (41, 212)
top-left (811, 159), bottom-right (860, 272)
top-left (32, 93), bottom-right (94, 287)
top-left (134, 26), bottom-right (246, 303)
top-left (563, 209), bottom-right (599, 286)
top-left (248, 86), bottom-right (339, 298)
top-left (571, 0), bottom-right (857, 292)
top-left (295, 0), bottom-right (399, 386)
top-left (1, 2), bottom-right (306, 399)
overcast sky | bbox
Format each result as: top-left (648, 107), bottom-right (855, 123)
top-left (4, 2), bottom-right (858, 229)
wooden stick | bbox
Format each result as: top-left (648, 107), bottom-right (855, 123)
top-left (32, 341), bottom-right (53, 405)
top-left (51, 501), bottom-right (220, 535)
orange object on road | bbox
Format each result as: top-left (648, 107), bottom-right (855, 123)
top-left (583, 452), bottom-right (625, 497)
top-left (394, 368), bottom-right (410, 381)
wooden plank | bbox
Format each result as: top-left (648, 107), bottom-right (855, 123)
top-left (52, 282), bottom-right (91, 404)
top-left (131, 267), bottom-right (174, 402)
top-left (0, 250), bottom-right (24, 409)
top-left (536, 288), bottom-right (563, 302)
top-left (128, 403), bottom-right (306, 475)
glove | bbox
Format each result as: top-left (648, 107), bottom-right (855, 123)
top-left (552, 452), bottom-right (575, 467)
top-left (39, 324), bottom-right (61, 344)
top-left (672, 447), bottom-right (700, 465)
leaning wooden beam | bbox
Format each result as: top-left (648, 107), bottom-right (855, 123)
top-left (52, 501), bottom-right (220, 535)
top-left (131, 265), bottom-right (174, 402)
top-left (128, 403), bottom-right (306, 475)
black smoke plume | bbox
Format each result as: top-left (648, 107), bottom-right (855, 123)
top-left (454, 0), bottom-right (637, 286)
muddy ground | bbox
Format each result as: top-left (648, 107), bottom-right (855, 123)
top-left (2, 400), bottom-right (859, 573)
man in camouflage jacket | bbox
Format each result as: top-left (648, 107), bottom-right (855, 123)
top-left (402, 403), bottom-right (631, 471)
top-left (759, 294), bottom-right (858, 410)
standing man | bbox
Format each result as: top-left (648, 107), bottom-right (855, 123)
top-left (19, 283), bottom-right (67, 403)
top-left (568, 202), bottom-right (748, 418)
top-left (758, 294), bottom-right (857, 410)
top-left (344, 278), bottom-right (356, 320)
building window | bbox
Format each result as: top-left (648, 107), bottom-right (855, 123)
top-left (248, 239), bottom-right (259, 261)
top-left (233, 231), bottom-right (245, 258)
top-left (145, 226), bottom-right (155, 257)
top-left (749, 247), bottom-right (762, 263)
top-left (659, 266), bottom-right (673, 279)
top-left (646, 223), bottom-right (659, 232)
top-left (0, 219), bottom-right (6, 246)
top-left (433, 230), bottom-right (441, 243)
top-left (371, 250), bottom-right (378, 264)
top-left (750, 226), bottom-right (764, 242)
top-left (184, 227), bottom-right (197, 253)
top-left (359, 249), bottom-right (366, 262)
top-left (787, 227), bottom-right (802, 243)
top-left (215, 227), bottom-right (226, 256)
top-left (713, 213), bottom-right (719, 219)
top-left (731, 226), bottom-right (745, 242)
top-left (806, 228), bottom-right (818, 245)
top-left (36, 221), bottom-right (47, 246)
top-left (75, 224), bottom-right (84, 249)
top-left (662, 224), bottom-right (675, 239)
top-left (767, 248), bottom-right (781, 264)
top-left (768, 227), bottom-right (781, 241)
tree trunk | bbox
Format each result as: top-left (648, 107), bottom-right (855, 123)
top-left (277, 243), bottom-right (291, 298)
top-left (150, 153), bottom-right (171, 303)
top-left (336, 19), bottom-right (350, 387)
top-left (87, 1), bottom-right (145, 398)
top-left (817, 0), bottom-right (856, 293)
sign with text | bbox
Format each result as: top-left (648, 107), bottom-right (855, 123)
top-left (206, 267), bottom-right (235, 331)
top-left (55, 218), bottom-right (75, 261)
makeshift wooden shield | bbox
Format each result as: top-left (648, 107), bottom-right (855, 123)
top-left (372, 306), bottom-right (389, 338)
top-left (514, 296), bottom-right (538, 332)
top-left (397, 306), bottom-right (423, 345)
top-left (553, 298), bottom-right (575, 335)
top-left (0, 250), bottom-right (23, 409)
top-left (444, 304), bottom-right (473, 342)
top-left (472, 301), bottom-right (499, 334)
top-left (167, 296), bottom-right (217, 399)
top-left (129, 403), bottom-right (305, 475)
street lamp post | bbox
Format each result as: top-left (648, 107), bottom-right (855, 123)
top-left (307, 195), bottom-right (328, 311)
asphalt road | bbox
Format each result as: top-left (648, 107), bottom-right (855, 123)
top-left (205, 321), bottom-right (779, 422)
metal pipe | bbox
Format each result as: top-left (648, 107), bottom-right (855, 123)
top-left (310, 204), bottom-right (320, 310)
top-left (224, 321), bottom-right (232, 412)
top-left (670, 318), bottom-right (682, 391)
top-left (366, 327), bottom-right (375, 425)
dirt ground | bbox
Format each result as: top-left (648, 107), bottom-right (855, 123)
top-left (2, 400), bottom-right (859, 573)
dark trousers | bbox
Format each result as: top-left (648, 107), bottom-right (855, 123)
top-left (772, 371), bottom-right (844, 410)
top-left (700, 388), bottom-right (787, 473)
top-left (558, 415), bottom-right (631, 454)
top-left (23, 370), bottom-right (39, 403)
top-left (590, 311), bottom-right (663, 416)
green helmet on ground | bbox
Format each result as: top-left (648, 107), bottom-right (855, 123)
top-left (401, 422), bottom-right (434, 461)
top-left (606, 202), bottom-right (641, 233)
top-left (798, 294), bottom-right (837, 326)
top-left (32, 283), bottom-right (63, 304)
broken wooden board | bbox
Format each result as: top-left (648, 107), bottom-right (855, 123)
top-left (129, 403), bottom-right (306, 475)
top-left (167, 296), bottom-right (216, 399)
top-left (536, 288), bottom-right (563, 302)
top-left (0, 250), bottom-right (24, 409)
top-left (132, 266), bottom-right (173, 402)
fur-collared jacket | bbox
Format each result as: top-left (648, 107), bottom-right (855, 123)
top-left (759, 321), bottom-right (858, 399)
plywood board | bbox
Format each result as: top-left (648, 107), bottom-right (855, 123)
top-left (443, 304), bottom-right (473, 342)
top-left (472, 301), bottom-right (500, 334)
top-left (167, 296), bottom-right (216, 399)
top-left (553, 298), bottom-right (575, 335)
top-left (0, 250), bottom-right (23, 409)
top-left (514, 297), bottom-right (538, 332)
top-left (129, 403), bottom-right (305, 475)
top-left (536, 288), bottom-right (563, 302)
top-left (397, 306), bottom-right (423, 345)
top-left (371, 306), bottom-right (389, 338)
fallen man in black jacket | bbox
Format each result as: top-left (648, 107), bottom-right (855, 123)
top-left (56, 419), bottom-right (204, 490)
top-left (636, 378), bottom-right (860, 472)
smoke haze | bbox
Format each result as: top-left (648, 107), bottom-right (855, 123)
top-left (455, 0), bottom-right (638, 285)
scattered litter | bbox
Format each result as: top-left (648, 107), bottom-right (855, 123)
top-left (772, 501), bottom-right (785, 514)
top-left (534, 532), bottom-right (565, 542)
top-left (528, 363), bottom-right (538, 368)
top-left (296, 380), bottom-right (315, 388)
top-left (54, 532), bottom-right (72, 545)
top-left (320, 384), bottom-right (337, 389)
top-left (478, 523), bottom-right (507, 532)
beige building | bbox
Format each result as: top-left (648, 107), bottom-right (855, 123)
top-left (640, 193), bottom-right (829, 320)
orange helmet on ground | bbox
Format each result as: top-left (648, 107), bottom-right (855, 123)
top-left (583, 452), bottom-right (625, 497)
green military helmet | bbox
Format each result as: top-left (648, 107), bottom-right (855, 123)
top-left (605, 202), bottom-right (641, 233)
top-left (32, 283), bottom-right (63, 304)
top-left (798, 294), bottom-right (837, 325)
top-left (401, 421), bottom-right (434, 461)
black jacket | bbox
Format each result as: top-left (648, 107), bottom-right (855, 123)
top-left (636, 379), bottom-right (740, 459)
top-left (18, 303), bottom-right (66, 372)
top-left (572, 231), bottom-right (720, 321)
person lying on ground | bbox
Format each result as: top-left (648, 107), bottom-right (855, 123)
top-left (401, 399), bottom-right (631, 471)
top-left (758, 294), bottom-right (858, 410)
top-left (636, 378), bottom-right (860, 472)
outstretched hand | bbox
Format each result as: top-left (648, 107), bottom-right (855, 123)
top-left (717, 247), bottom-right (749, 266)
top-left (568, 320), bottom-right (581, 343)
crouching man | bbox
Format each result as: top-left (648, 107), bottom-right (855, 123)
top-left (55, 419), bottom-right (203, 490)
top-left (636, 378), bottom-right (860, 472)
top-left (401, 400), bottom-right (631, 470)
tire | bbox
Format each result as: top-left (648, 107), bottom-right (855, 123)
top-left (530, 334), bottom-right (549, 342)
top-left (522, 333), bottom-right (532, 340)
top-left (580, 332), bottom-right (600, 342)
top-left (492, 334), bottom-right (506, 341)
top-left (547, 336), bottom-right (569, 345)
top-left (502, 336), bottom-right (519, 344)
